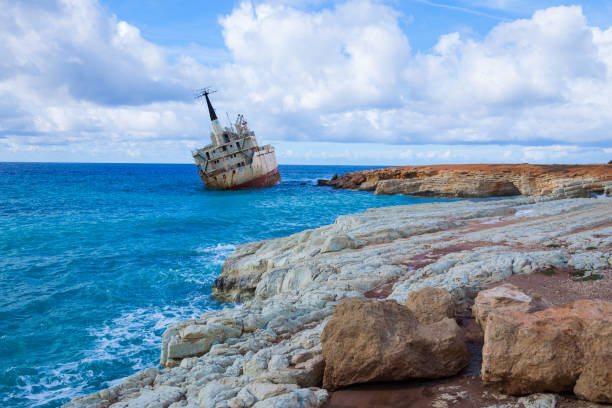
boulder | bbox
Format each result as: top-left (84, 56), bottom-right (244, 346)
top-left (405, 287), bottom-right (455, 324)
top-left (321, 297), bottom-right (469, 390)
top-left (481, 299), bottom-right (612, 403)
top-left (472, 284), bottom-right (551, 330)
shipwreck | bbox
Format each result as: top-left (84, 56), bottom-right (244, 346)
top-left (192, 89), bottom-right (280, 189)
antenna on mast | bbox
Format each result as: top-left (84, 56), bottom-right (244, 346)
top-left (195, 87), bottom-right (219, 122)
top-left (194, 87), bottom-right (217, 99)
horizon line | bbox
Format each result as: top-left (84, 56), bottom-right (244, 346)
top-left (1, 161), bottom-right (609, 166)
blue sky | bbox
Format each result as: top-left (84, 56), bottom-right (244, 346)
top-left (100, 1), bottom-right (612, 52)
top-left (1, 0), bottom-right (611, 164)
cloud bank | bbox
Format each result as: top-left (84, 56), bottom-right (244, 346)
top-left (0, 0), bottom-right (610, 163)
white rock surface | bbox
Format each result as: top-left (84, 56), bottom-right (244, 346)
top-left (65, 197), bottom-right (612, 408)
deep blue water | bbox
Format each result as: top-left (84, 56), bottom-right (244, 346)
top-left (0, 163), bottom-right (452, 407)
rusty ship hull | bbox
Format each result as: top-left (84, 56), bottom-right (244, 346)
top-left (198, 147), bottom-right (280, 190)
top-left (192, 90), bottom-right (281, 190)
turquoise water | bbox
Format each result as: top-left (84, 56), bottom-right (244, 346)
top-left (0, 163), bottom-right (452, 407)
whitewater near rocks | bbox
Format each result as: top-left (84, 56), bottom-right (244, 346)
top-left (65, 196), bottom-right (612, 408)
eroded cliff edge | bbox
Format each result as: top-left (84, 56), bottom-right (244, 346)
top-left (317, 164), bottom-right (612, 198)
top-left (66, 196), bottom-right (612, 408)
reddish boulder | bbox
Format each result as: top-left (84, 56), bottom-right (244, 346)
top-left (481, 299), bottom-right (612, 403)
top-left (321, 297), bottom-right (468, 390)
top-left (405, 287), bottom-right (455, 324)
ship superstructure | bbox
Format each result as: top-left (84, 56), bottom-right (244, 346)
top-left (192, 89), bottom-right (280, 189)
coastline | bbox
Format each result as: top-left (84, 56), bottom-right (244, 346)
top-left (65, 193), bottom-right (612, 408)
top-left (2, 163), bottom-right (449, 408)
top-left (317, 164), bottom-right (612, 198)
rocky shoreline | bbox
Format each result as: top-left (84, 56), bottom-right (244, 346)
top-left (317, 164), bottom-right (612, 198)
top-left (65, 195), bottom-right (612, 408)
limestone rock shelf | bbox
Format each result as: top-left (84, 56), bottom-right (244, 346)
top-left (65, 196), bottom-right (612, 408)
top-left (317, 164), bottom-right (612, 198)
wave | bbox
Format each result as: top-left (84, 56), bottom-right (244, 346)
top-left (195, 243), bottom-right (237, 266)
top-left (3, 361), bottom-right (89, 408)
top-left (5, 296), bottom-right (217, 408)
top-left (87, 299), bottom-right (214, 367)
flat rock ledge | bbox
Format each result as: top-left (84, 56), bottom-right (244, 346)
top-left (65, 196), bottom-right (612, 408)
top-left (317, 164), bottom-right (612, 198)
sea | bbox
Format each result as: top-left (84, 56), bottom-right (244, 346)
top-left (0, 163), bottom-right (453, 407)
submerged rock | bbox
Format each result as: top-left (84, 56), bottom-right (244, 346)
top-left (320, 297), bottom-right (468, 390)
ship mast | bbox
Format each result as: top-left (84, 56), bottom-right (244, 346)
top-left (196, 88), bottom-right (224, 146)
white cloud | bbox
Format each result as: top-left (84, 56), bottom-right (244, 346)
top-left (216, 3), bottom-right (612, 148)
top-left (410, 6), bottom-right (605, 107)
top-left (0, 0), bottom-right (203, 106)
top-left (0, 0), bottom-right (216, 161)
top-left (219, 0), bottom-right (409, 112)
top-left (0, 0), bottom-right (611, 164)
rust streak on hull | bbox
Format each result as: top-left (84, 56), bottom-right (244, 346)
top-left (228, 168), bottom-right (281, 190)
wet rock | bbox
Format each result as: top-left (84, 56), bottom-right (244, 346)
top-left (472, 284), bottom-right (551, 331)
top-left (405, 286), bottom-right (455, 324)
top-left (481, 299), bottom-right (612, 403)
top-left (321, 297), bottom-right (468, 390)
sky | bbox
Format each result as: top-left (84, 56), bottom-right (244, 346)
top-left (1, 0), bottom-right (611, 165)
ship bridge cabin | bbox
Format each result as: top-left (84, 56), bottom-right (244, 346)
top-left (192, 120), bottom-right (265, 178)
